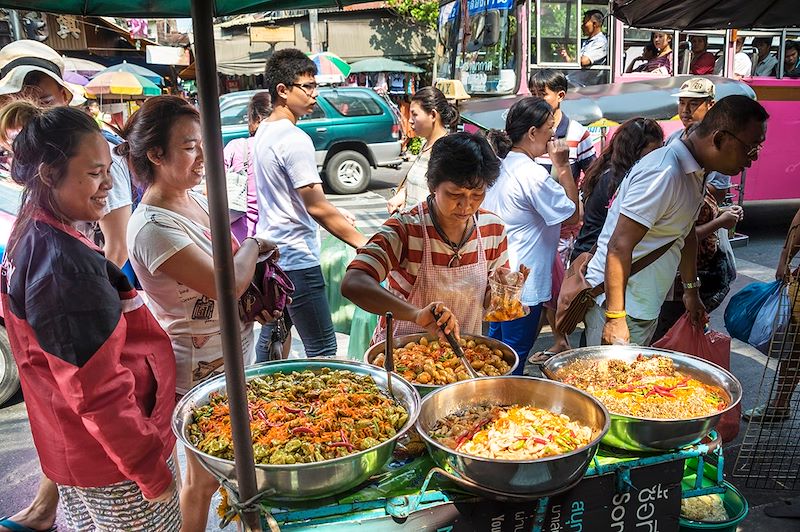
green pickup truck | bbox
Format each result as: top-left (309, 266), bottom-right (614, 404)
top-left (220, 87), bottom-right (403, 194)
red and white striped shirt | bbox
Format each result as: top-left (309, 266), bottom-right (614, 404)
top-left (348, 201), bottom-right (509, 299)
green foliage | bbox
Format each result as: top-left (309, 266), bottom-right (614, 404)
top-left (387, 0), bottom-right (439, 30)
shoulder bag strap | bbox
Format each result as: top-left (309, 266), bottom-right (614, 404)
top-left (588, 238), bottom-right (678, 297)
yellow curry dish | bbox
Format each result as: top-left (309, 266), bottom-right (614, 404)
top-left (556, 354), bottom-right (728, 419)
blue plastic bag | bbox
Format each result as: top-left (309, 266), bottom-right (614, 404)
top-left (724, 280), bottom-right (783, 342)
top-left (748, 282), bottom-right (789, 350)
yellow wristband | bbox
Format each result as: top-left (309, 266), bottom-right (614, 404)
top-left (605, 310), bottom-right (627, 319)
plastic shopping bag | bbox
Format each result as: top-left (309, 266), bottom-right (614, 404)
top-left (724, 280), bottom-right (783, 343)
top-left (748, 282), bottom-right (789, 351)
top-left (653, 314), bottom-right (740, 442)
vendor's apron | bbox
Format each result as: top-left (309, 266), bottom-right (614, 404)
top-left (371, 208), bottom-right (488, 344)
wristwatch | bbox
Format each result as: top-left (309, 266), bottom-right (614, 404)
top-left (682, 278), bottom-right (702, 290)
top-left (247, 237), bottom-right (271, 256)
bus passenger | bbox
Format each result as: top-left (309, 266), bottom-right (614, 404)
top-left (625, 43), bottom-right (659, 73)
top-left (784, 41), bottom-right (800, 77)
top-left (689, 35), bottom-right (716, 75)
top-left (733, 37), bottom-right (752, 80)
top-left (643, 32), bottom-right (673, 75)
top-left (563, 10), bottom-right (608, 86)
top-left (752, 37), bottom-right (779, 76)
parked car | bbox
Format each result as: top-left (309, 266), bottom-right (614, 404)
top-left (220, 87), bottom-right (403, 194)
top-left (0, 178), bottom-right (20, 405)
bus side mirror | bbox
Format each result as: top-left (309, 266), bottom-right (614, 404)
top-left (483, 11), bottom-right (501, 47)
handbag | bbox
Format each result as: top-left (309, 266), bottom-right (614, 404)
top-left (238, 251), bottom-right (295, 323)
top-left (555, 239), bottom-right (677, 335)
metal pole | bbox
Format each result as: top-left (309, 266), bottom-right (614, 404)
top-left (309, 9), bottom-right (320, 53)
top-left (189, 1), bottom-right (261, 530)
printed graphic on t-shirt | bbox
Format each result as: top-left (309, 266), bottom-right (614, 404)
top-left (192, 295), bottom-right (215, 320)
top-left (192, 357), bottom-right (224, 382)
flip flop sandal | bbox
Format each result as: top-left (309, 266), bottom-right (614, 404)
top-left (741, 403), bottom-right (791, 422)
top-left (0, 517), bottom-right (57, 532)
top-left (528, 351), bottom-right (558, 365)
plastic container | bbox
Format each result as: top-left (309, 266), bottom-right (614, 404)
top-left (679, 481), bottom-right (748, 531)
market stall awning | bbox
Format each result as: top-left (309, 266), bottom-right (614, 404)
top-left (349, 57), bottom-right (424, 74)
top-left (14, 0), bottom-right (374, 17)
top-left (611, 0), bottom-right (800, 30)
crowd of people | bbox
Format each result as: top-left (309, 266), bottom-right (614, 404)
top-left (0, 33), bottom-right (786, 531)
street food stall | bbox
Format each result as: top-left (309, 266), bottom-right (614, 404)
top-left (1, 1), bottom-right (770, 531)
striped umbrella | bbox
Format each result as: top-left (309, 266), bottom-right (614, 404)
top-left (308, 52), bottom-right (350, 83)
top-left (95, 60), bottom-right (164, 85)
top-left (85, 71), bottom-right (161, 98)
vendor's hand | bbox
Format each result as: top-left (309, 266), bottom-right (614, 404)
top-left (338, 207), bottom-right (357, 227)
top-left (547, 138), bottom-right (571, 169)
top-left (145, 480), bottom-right (176, 503)
top-left (415, 302), bottom-right (460, 342)
top-left (518, 264), bottom-right (531, 282)
top-left (387, 191), bottom-right (406, 214)
top-left (682, 289), bottom-right (707, 326)
top-left (717, 209), bottom-right (740, 230)
top-left (602, 317), bottom-right (630, 346)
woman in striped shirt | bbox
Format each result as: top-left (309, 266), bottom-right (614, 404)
top-left (343, 132), bottom-right (509, 343)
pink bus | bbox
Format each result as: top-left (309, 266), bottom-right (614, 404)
top-left (435, 0), bottom-right (800, 203)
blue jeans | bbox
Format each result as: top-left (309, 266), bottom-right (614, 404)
top-left (256, 265), bottom-right (337, 361)
top-left (487, 303), bottom-right (544, 375)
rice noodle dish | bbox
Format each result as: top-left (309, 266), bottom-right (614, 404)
top-left (556, 354), bottom-right (728, 419)
top-left (187, 369), bottom-right (409, 465)
top-left (429, 403), bottom-right (594, 460)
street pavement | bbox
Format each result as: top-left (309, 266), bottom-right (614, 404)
top-left (1, 166), bottom-right (798, 530)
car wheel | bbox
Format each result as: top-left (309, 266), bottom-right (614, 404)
top-left (325, 150), bottom-right (371, 194)
top-left (0, 327), bottom-right (18, 405)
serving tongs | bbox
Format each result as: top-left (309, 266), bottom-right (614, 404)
top-left (384, 312), bottom-right (397, 400)
top-left (430, 305), bottom-right (481, 379)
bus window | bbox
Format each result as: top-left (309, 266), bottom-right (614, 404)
top-left (537, 0), bottom-right (580, 63)
top-left (434, 0), bottom-right (518, 95)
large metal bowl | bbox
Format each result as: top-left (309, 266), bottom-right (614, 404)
top-left (172, 359), bottom-right (420, 501)
top-left (415, 376), bottom-right (610, 497)
top-left (541, 346), bottom-right (743, 452)
top-left (364, 333), bottom-right (519, 396)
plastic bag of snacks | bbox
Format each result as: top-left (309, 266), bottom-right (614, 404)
top-left (484, 267), bottom-right (529, 322)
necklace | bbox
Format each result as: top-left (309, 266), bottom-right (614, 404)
top-left (427, 196), bottom-right (475, 267)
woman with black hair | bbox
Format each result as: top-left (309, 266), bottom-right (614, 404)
top-left (343, 132), bottom-right (510, 342)
top-left (572, 117), bottom-right (664, 261)
top-left (482, 97), bottom-right (578, 370)
top-left (0, 101), bottom-right (180, 530)
top-left (387, 86), bottom-right (459, 213)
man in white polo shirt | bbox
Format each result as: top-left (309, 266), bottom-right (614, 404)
top-left (584, 95), bottom-right (769, 346)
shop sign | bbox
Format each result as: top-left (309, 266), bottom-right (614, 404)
top-left (250, 26), bottom-right (294, 43)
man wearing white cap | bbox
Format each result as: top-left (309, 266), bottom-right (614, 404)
top-left (0, 40), bottom-right (130, 532)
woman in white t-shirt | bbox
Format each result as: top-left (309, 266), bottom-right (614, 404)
top-left (121, 96), bottom-right (278, 532)
top-left (483, 97), bottom-right (579, 370)
top-left (387, 87), bottom-right (459, 213)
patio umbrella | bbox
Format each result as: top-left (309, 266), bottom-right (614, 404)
top-left (62, 56), bottom-right (106, 77)
top-left (95, 60), bottom-right (164, 85)
top-left (349, 57), bottom-right (424, 74)
top-left (4, 3), bottom-right (380, 530)
top-left (63, 70), bottom-right (89, 86)
top-left (308, 51), bottom-right (351, 83)
top-left (85, 70), bottom-right (161, 97)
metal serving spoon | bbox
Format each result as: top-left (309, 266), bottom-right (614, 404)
top-left (430, 305), bottom-right (481, 379)
top-left (384, 312), bottom-right (397, 400)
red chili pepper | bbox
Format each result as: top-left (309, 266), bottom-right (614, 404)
top-left (257, 409), bottom-right (269, 422)
top-left (327, 441), bottom-right (355, 451)
top-left (616, 386), bottom-right (637, 393)
top-left (291, 426), bottom-right (315, 435)
top-left (717, 403), bottom-right (726, 411)
top-left (284, 405), bottom-right (304, 414)
top-left (531, 437), bottom-right (548, 445)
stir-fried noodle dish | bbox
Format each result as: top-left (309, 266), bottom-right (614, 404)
top-left (372, 336), bottom-right (511, 385)
top-left (556, 354), bottom-right (728, 419)
top-left (188, 369), bottom-right (409, 464)
top-left (429, 403), bottom-right (594, 460)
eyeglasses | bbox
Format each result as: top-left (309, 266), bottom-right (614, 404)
top-left (291, 82), bottom-right (318, 96)
top-left (720, 130), bottom-right (763, 159)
